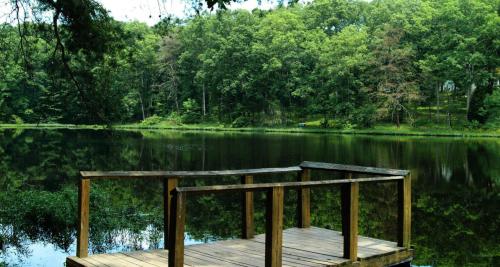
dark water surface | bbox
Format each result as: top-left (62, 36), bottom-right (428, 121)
top-left (0, 129), bottom-right (498, 267)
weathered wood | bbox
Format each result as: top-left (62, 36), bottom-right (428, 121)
top-left (66, 227), bottom-right (413, 267)
top-left (71, 161), bottom-right (412, 267)
top-left (358, 249), bottom-right (413, 267)
top-left (80, 166), bottom-right (302, 179)
top-left (77, 178), bottom-right (90, 258)
top-left (241, 175), bottom-right (254, 239)
top-left (168, 191), bottom-right (186, 267)
top-left (265, 187), bottom-right (284, 267)
top-left (163, 177), bottom-right (178, 249)
top-left (300, 161), bottom-right (409, 176)
top-left (66, 256), bottom-right (94, 267)
top-left (341, 173), bottom-right (353, 236)
top-left (342, 182), bottom-right (359, 261)
top-left (298, 169), bottom-right (311, 228)
top-left (177, 176), bottom-right (403, 194)
top-left (398, 174), bottom-right (411, 248)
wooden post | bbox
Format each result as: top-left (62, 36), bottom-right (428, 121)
top-left (398, 174), bottom-right (411, 248)
top-left (265, 187), bottom-right (284, 267)
top-left (168, 190), bottom-right (186, 267)
top-left (298, 169), bottom-right (311, 228)
top-left (241, 175), bottom-right (254, 239)
top-left (77, 178), bottom-right (90, 258)
top-left (341, 173), bottom-right (353, 236)
top-left (163, 177), bottom-right (178, 249)
top-left (341, 182), bottom-right (358, 261)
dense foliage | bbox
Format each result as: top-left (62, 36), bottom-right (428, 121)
top-left (0, 0), bottom-right (499, 127)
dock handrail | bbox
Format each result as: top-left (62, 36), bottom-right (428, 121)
top-left (168, 176), bottom-right (407, 267)
top-left (76, 161), bottom-right (411, 267)
top-left (80, 166), bottom-right (302, 179)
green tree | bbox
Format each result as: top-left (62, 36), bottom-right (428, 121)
top-left (370, 24), bottom-right (421, 127)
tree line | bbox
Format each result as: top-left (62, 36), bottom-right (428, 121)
top-left (0, 0), bottom-right (499, 128)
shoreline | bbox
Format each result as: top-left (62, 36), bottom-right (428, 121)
top-left (1, 123), bottom-right (500, 138)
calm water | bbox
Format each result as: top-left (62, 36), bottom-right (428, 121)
top-left (0, 129), bottom-right (498, 267)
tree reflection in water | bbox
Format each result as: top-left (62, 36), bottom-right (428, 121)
top-left (0, 129), bottom-right (498, 266)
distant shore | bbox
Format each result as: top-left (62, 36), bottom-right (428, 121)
top-left (1, 123), bottom-right (500, 138)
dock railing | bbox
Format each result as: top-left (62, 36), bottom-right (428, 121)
top-left (77, 161), bottom-right (411, 267)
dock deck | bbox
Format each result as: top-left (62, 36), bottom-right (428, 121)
top-left (67, 227), bottom-right (413, 267)
top-left (68, 162), bottom-right (412, 267)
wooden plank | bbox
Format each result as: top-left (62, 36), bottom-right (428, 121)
top-left (66, 256), bottom-right (98, 267)
top-left (81, 257), bottom-right (109, 266)
top-left (241, 175), bottom-right (254, 239)
top-left (265, 187), bottom-right (284, 267)
top-left (77, 178), bottom-right (90, 258)
top-left (250, 228), bottom-right (352, 265)
top-left (397, 174), bottom-right (411, 248)
top-left (341, 173), bottom-right (352, 236)
top-left (122, 251), bottom-right (167, 267)
top-left (91, 253), bottom-right (142, 267)
top-left (358, 249), bottom-right (413, 267)
top-left (117, 252), bottom-right (162, 267)
top-left (186, 245), bottom-right (259, 266)
top-left (277, 228), bottom-right (399, 258)
top-left (189, 240), bottom-right (323, 267)
top-left (300, 161), bottom-right (409, 176)
top-left (177, 176), bottom-right (403, 194)
top-left (342, 182), bottom-right (358, 261)
top-left (80, 166), bottom-right (302, 179)
top-left (297, 169), bottom-right (311, 228)
top-left (168, 191), bottom-right (187, 267)
top-left (164, 177), bottom-right (179, 249)
top-left (67, 228), bottom-right (409, 267)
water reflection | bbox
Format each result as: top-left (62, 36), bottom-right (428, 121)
top-left (0, 129), bottom-right (498, 266)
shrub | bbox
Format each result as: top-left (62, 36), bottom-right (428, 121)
top-left (352, 105), bottom-right (376, 128)
top-left (181, 99), bottom-right (201, 124)
top-left (166, 112), bottom-right (182, 125)
top-left (231, 116), bottom-right (252, 128)
top-left (140, 115), bottom-right (163, 126)
top-left (465, 120), bottom-right (481, 130)
top-left (12, 115), bottom-right (24, 124)
top-left (482, 87), bottom-right (500, 127)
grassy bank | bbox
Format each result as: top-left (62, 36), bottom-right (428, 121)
top-left (0, 123), bottom-right (107, 129)
top-left (117, 122), bottom-right (500, 137)
top-left (2, 122), bottom-right (499, 138)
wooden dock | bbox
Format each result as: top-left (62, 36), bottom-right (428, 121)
top-left (67, 161), bottom-right (413, 267)
top-left (67, 227), bottom-right (412, 267)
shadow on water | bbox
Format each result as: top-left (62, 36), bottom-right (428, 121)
top-left (0, 129), bottom-right (498, 266)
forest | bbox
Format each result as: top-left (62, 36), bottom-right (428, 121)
top-left (0, 0), bottom-right (499, 129)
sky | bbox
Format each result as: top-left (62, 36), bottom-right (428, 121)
top-left (99, 0), bottom-right (279, 25)
top-left (0, 0), bottom-right (280, 26)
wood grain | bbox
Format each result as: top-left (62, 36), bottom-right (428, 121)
top-left (300, 161), bottom-right (409, 176)
top-left (297, 169), bottom-right (311, 228)
top-left (164, 177), bottom-right (179, 249)
top-left (342, 182), bottom-right (358, 261)
top-left (265, 187), bottom-right (284, 267)
top-left (168, 191), bottom-right (186, 267)
top-left (77, 178), bottom-right (90, 258)
top-left (241, 175), bottom-right (254, 239)
top-left (80, 166), bottom-right (302, 179)
top-left (67, 228), bottom-right (412, 267)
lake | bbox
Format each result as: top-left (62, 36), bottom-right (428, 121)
top-left (0, 129), bottom-right (498, 267)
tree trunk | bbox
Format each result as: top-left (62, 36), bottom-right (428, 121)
top-left (139, 93), bottom-right (145, 121)
top-left (447, 93), bottom-right (452, 128)
top-left (466, 83), bottom-right (476, 120)
top-left (140, 75), bottom-right (146, 120)
top-left (436, 83), bottom-right (440, 124)
top-left (202, 83), bottom-right (206, 117)
top-left (396, 111), bottom-right (400, 128)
